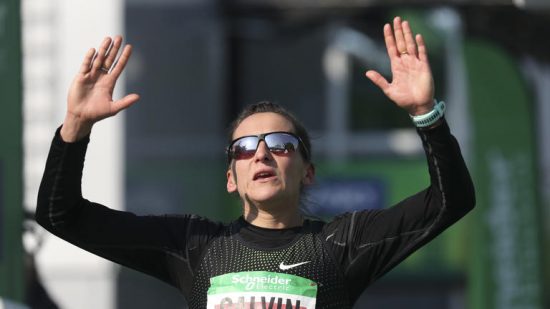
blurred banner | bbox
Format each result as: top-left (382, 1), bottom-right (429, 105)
top-left (0, 0), bottom-right (24, 303)
top-left (465, 39), bottom-right (543, 308)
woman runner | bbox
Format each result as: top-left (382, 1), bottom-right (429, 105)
top-left (36, 16), bottom-right (475, 308)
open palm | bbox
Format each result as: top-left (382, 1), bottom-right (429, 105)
top-left (62, 36), bottom-right (139, 141)
top-left (366, 17), bottom-right (434, 116)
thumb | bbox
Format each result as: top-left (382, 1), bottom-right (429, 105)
top-left (365, 70), bottom-right (389, 92)
top-left (112, 93), bottom-right (140, 115)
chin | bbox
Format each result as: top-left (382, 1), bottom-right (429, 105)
top-left (247, 189), bottom-right (284, 205)
top-left (250, 193), bottom-right (280, 203)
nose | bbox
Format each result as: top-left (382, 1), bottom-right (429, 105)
top-left (254, 140), bottom-right (272, 161)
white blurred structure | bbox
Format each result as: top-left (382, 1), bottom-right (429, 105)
top-left (22, 0), bottom-right (124, 308)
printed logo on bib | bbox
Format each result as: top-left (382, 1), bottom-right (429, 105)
top-left (207, 271), bottom-right (317, 309)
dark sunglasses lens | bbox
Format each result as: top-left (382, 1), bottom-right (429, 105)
top-left (230, 136), bottom-right (259, 160)
top-left (265, 133), bottom-right (299, 154)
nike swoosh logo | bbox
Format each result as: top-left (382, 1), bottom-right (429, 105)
top-left (279, 261), bottom-right (310, 270)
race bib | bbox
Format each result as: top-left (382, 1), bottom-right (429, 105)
top-left (207, 271), bottom-right (317, 309)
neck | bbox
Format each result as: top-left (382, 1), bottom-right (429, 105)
top-left (242, 199), bottom-right (303, 229)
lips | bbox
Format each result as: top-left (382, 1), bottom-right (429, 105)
top-left (253, 169), bottom-right (276, 181)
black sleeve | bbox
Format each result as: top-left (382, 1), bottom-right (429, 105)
top-left (35, 127), bottom-right (223, 297)
top-left (321, 119), bottom-right (475, 300)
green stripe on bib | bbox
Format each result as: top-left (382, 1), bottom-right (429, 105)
top-left (208, 271), bottom-right (317, 298)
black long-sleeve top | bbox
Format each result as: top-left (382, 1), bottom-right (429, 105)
top-left (36, 119), bottom-right (475, 308)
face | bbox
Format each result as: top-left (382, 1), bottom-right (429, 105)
top-left (226, 112), bottom-right (314, 209)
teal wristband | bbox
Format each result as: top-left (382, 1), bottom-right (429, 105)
top-left (410, 100), bottom-right (446, 128)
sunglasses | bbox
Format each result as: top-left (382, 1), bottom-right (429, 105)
top-left (227, 131), bottom-right (309, 162)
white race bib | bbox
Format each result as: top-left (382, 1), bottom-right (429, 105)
top-left (207, 271), bottom-right (317, 309)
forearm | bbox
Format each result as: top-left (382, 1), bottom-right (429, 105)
top-left (36, 126), bottom-right (89, 231)
top-left (418, 118), bottom-right (476, 218)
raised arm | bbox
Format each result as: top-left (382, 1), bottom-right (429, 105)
top-left (61, 36), bottom-right (139, 142)
top-left (321, 18), bottom-right (475, 300)
top-left (35, 37), bottom-right (218, 295)
top-left (358, 17), bottom-right (475, 277)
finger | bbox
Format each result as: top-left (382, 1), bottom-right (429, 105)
top-left (365, 70), bottom-right (390, 92)
top-left (383, 23), bottom-right (399, 59)
top-left (393, 16), bottom-right (407, 55)
top-left (416, 34), bottom-right (429, 62)
top-left (110, 44), bottom-right (132, 79)
top-left (91, 37), bottom-right (112, 74)
top-left (103, 36), bottom-right (123, 71)
top-left (112, 93), bottom-right (140, 115)
top-left (79, 48), bottom-right (96, 74)
top-left (402, 20), bottom-right (417, 57)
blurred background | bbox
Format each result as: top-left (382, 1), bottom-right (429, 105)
top-left (1, 0), bottom-right (549, 308)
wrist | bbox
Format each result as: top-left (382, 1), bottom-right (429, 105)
top-left (409, 100), bottom-right (446, 128)
top-left (408, 100), bottom-right (435, 116)
top-left (60, 114), bottom-right (93, 142)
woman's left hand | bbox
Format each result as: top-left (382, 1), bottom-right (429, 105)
top-left (366, 16), bottom-right (435, 116)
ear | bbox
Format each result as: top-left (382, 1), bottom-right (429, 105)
top-left (226, 168), bottom-right (237, 193)
top-left (302, 163), bottom-right (315, 185)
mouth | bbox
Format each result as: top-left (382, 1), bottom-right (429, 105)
top-left (253, 170), bottom-right (276, 181)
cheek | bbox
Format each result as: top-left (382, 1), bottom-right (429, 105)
top-left (283, 161), bottom-right (306, 186)
top-left (233, 163), bottom-right (250, 187)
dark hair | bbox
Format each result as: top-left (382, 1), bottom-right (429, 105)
top-left (227, 101), bottom-right (312, 163)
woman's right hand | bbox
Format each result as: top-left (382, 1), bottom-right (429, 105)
top-left (60, 36), bottom-right (140, 142)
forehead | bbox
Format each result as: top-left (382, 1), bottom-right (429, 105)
top-left (233, 112), bottom-right (295, 139)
